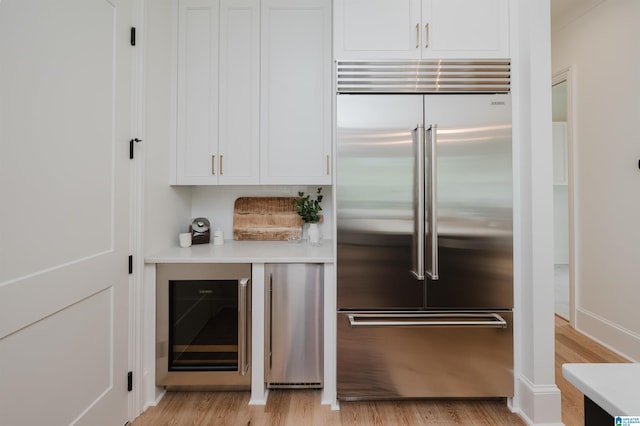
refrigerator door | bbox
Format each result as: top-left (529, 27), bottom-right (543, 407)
top-left (424, 95), bottom-right (513, 309)
top-left (337, 95), bottom-right (424, 309)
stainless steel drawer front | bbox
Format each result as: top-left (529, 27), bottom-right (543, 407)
top-left (337, 311), bottom-right (514, 399)
top-left (266, 264), bottom-right (324, 389)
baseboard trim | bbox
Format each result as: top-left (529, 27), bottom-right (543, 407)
top-left (513, 375), bottom-right (562, 425)
top-left (248, 389), bottom-right (269, 406)
top-left (575, 307), bottom-right (639, 362)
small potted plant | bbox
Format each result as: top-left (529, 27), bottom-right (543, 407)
top-left (293, 187), bottom-right (323, 244)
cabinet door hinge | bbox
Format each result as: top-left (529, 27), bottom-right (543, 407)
top-left (129, 138), bottom-right (142, 159)
top-left (128, 255), bottom-right (133, 274)
top-left (130, 27), bottom-right (136, 46)
top-left (127, 371), bottom-right (133, 392)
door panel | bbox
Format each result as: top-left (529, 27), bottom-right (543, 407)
top-left (337, 95), bottom-right (424, 309)
top-left (0, 0), bottom-right (132, 424)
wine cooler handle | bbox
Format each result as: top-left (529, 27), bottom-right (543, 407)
top-left (238, 278), bottom-right (250, 376)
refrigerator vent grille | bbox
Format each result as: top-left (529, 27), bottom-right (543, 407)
top-left (267, 382), bottom-right (323, 389)
top-left (336, 60), bottom-right (510, 94)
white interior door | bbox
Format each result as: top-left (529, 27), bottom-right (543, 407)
top-left (0, 0), bottom-right (133, 425)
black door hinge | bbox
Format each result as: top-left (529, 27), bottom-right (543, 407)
top-left (129, 138), bottom-right (142, 159)
top-left (130, 27), bottom-right (136, 46)
top-left (127, 371), bottom-right (133, 392)
top-left (128, 255), bottom-right (133, 274)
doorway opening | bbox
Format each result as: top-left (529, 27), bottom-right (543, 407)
top-left (552, 66), bottom-right (576, 324)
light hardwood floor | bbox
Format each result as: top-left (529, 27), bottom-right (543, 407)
top-left (554, 315), bottom-right (629, 426)
top-left (133, 316), bottom-right (628, 426)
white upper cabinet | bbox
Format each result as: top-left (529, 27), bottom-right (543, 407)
top-left (260, 0), bottom-right (332, 184)
top-left (174, 0), bottom-right (331, 185)
top-left (335, 0), bottom-right (422, 59)
top-left (421, 0), bottom-right (509, 58)
top-left (175, 0), bottom-right (259, 185)
top-left (334, 0), bottom-right (509, 60)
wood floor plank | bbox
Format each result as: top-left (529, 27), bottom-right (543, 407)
top-left (132, 316), bottom-right (628, 426)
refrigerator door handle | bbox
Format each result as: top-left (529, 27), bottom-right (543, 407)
top-left (411, 125), bottom-right (426, 280)
top-left (348, 313), bottom-right (507, 329)
top-left (427, 125), bottom-right (439, 280)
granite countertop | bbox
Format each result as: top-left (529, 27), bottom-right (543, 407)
top-left (562, 363), bottom-right (640, 417)
top-left (145, 239), bottom-right (335, 264)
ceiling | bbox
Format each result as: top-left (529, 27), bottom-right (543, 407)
top-left (550, 0), bottom-right (605, 28)
top-left (550, 0), bottom-right (587, 20)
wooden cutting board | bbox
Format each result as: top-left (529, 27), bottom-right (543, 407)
top-left (233, 197), bottom-right (303, 241)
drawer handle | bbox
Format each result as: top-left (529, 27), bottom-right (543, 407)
top-left (347, 313), bottom-right (507, 329)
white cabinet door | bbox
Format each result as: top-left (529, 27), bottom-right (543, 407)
top-left (1, 0), bottom-right (131, 423)
top-left (219, 0), bottom-right (260, 184)
top-left (334, 0), bottom-right (509, 60)
top-left (260, 0), bottom-right (332, 184)
top-left (176, 0), bottom-right (220, 184)
top-left (334, 0), bottom-right (421, 60)
top-left (421, 0), bottom-right (509, 59)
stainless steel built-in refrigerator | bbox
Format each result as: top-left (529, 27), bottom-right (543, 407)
top-left (336, 61), bottom-right (514, 399)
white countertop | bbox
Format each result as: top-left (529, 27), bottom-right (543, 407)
top-left (562, 363), bottom-right (640, 417)
top-left (145, 239), bottom-right (335, 264)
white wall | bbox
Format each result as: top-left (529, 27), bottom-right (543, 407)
top-left (553, 185), bottom-right (570, 264)
top-left (144, 0), bottom-right (192, 255)
top-left (552, 0), bottom-right (640, 361)
top-left (141, 0), bottom-right (192, 409)
top-left (191, 185), bottom-right (333, 241)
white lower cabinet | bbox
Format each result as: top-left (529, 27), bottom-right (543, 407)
top-left (173, 0), bottom-right (331, 185)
